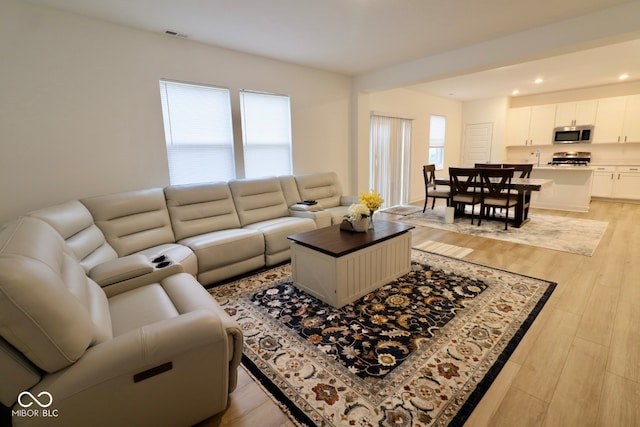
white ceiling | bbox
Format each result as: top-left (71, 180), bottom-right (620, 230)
top-left (25, 0), bottom-right (640, 100)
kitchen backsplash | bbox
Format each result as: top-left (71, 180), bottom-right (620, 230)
top-left (505, 143), bottom-right (640, 165)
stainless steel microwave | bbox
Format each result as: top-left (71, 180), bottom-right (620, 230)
top-left (553, 125), bottom-right (593, 144)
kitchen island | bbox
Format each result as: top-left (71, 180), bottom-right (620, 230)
top-left (530, 166), bottom-right (593, 212)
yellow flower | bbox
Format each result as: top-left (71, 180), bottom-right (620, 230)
top-left (359, 190), bottom-right (384, 212)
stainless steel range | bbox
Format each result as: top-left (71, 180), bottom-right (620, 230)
top-left (548, 151), bottom-right (591, 166)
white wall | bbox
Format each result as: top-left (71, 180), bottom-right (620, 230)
top-left (0, 0), bottom-right (352, 223)
top-left (357, 88), bottom-right (462, 205)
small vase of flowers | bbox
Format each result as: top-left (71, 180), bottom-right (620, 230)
top-left (359, 190), bottom-right (384, 229)
top-left (344, 203), bottom-right (371, 232)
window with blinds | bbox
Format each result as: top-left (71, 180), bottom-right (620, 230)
top-left (240, 90), bottom-right (292, 178)
top-left (159, 80), bottom-right (235, 185)
top-left (429, 115), bottom-right (446, 170)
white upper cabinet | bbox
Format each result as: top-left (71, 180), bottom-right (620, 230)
top-left (554, 100), bottom-right (597, 127)
top-left (506, 107), bottom-right (530, 146)
top-left (621, 95), bottom-right (640, 143)
top-left (506, 104), bottom-right (556, 146)
top-left (593, 95), bottom-right (640, 143)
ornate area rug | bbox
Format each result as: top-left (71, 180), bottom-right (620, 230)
top-left (394, 206), bottom-right (607, 256)
top-left (210, 250), bottom-right (555, 426)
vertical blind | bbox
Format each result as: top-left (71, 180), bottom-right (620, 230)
top-left (428, 115), bottom-right (446, 170)
top-left (159, 80), bottom-right (235, 184)
top-left (369, 114), bottom-right (412, 207)
top-left (240, 90), bottom-right (292, 179)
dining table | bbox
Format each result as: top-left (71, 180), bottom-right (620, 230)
top-left (434, 177), bottom-right (552, 228)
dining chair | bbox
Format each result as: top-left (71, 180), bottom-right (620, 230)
top-left (477, 168), bottom-right (517, 230)
top-left (502, 163), bottom-right (534, 217)
top-left (449, 167), bottom-right (481, 224)
top-left (502, 163), bottom-right (533, 178)
top-left (422, 164), bottom-right (451, 212)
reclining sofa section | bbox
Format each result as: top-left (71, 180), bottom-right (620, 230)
top-left (0, 216), bottom-right (242, 426)
top-left (1, 172), bottom-right (353, 424)
top-left (31, 172), bottom-right (351, 289)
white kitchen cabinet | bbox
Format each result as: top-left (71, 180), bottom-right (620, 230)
top-left (530, 167), bottom-right (593, 212)
top-left (621, 95), bottom-right (640, 143)
top-left (555, 100), bottom-right (598, 126)
top-left (593, 95), bottom-right (640, 143)
top-left (506, 104), bottom-right (556, 146)
top-left (613, 166), bottom-right (640, 199)
top-left (590, 166), bottom-right (616, 197)
top-left (590, 165), bottom-right (640, 200)
top-left (593, 97), bottom-right (626, 143)
top-left (506, 107), bottom-right (530, 146)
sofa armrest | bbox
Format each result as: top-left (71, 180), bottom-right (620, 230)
top-left (36, 310), bottom-right (242, 424)
top-left (89, 254), bottom-right (154, 286)
top-left (340, 195), bottom-right (359, 206)
top-left (289, 209), bottom-right (332, 228)
top-left (92, 256), bottom-right (185, 297)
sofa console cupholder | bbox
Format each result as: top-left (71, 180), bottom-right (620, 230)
top-left (152, 255), bottom-right (167, 264)
top-left (155, 261), bottom-right (172, 269)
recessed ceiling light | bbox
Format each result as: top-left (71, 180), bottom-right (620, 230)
top-left (512, 89), bottom-right (520, 95)
top-left (619, 73), bottom-right (630, 80)
top-left (534, 77), bottom-right (544, 84)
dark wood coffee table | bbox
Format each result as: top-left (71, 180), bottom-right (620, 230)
top-left (287, 220), bottom-right (414, 308)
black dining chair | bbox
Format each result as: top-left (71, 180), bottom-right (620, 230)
top-left (502, 163), bottom-right (534, 217)
top-left (502, 163), bottom-right (533, 178)
top-left (422, 164), bottom-right (451, 212)
top-left (477, 168), bottom-right (517, 230)
top-left (449, 167), bottom-right (481, 224)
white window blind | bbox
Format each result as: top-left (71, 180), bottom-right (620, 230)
top-left (159, 80), bottom-right (235, 184)
top-left (370, 114), bottom-right (412, 207)
top-left (240, 90), bottom-right (292, 178)
top-left (429, 115), bottom-right (446, 170)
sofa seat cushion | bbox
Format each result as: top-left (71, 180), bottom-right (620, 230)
top-left (108, 283), bottom-right (180, 336)
top-left (179, 228), bottom-right (264, 272)
top-left (244, 217), bottom-right (316, 263)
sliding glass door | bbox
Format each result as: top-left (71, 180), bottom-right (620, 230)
top-left (369, 114), bottom-right (412, 208)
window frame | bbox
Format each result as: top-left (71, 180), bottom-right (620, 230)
top-left (159, 79), bottom-right (236, 185)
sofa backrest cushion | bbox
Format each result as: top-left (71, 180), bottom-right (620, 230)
top-left (295, 172), bottom-right (343, 209)
top-left (81, 188), bottom-right (176, 257)
top-left (28, 200), bottom-right (119, 272)
top-left (164, 182), bottom-right (242, 241)
top-left (228, 177), bottom-right (289, 226)
top-left (0, 217), bottom-right (112, 373)
top-left (279, 175), bottom-right (302, 207)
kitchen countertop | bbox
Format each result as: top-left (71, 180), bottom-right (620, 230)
top-left (589, 162), bottom-right (640, 166)
top-left (532, 165), bottom-right (594, 170)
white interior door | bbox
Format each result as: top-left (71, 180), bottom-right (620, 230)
top-left (462, 123), bottom-right (493, 167)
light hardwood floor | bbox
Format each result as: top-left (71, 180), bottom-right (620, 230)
top-left (200, 199), bottom-right (640, 427)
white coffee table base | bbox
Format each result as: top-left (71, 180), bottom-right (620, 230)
top-left (290, 232), bottom-right (412, 308)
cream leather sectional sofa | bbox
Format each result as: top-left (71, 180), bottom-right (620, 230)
top-left (0, 172), bottom-right (352, 426)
